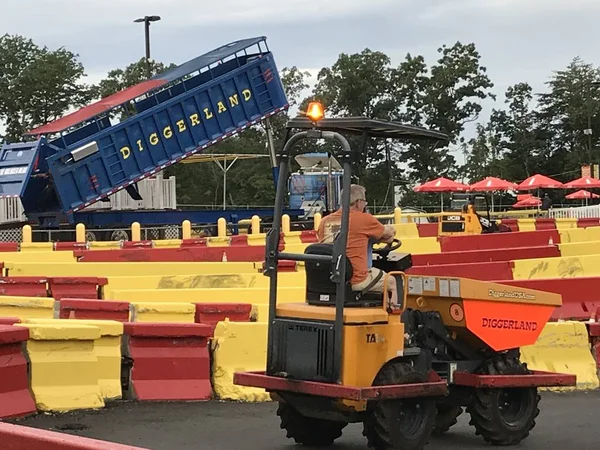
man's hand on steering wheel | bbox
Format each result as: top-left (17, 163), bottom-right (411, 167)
top-left (372, 238), bottom-right (402, 258)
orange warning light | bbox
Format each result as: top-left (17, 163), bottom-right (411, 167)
top-left (306, 102), bottom-right (325, 122)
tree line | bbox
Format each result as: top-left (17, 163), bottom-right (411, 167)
top-left (1, 33), bottom-right (598, 210)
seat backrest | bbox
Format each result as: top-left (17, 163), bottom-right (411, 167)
top-left (304, 243), bottom-right (353, 302)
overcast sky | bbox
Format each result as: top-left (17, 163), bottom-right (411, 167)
top-left (2, 0), bottom-right (600, 164)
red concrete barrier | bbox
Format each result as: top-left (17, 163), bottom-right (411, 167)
top-left (534, 218), bottom-right (557, 230)
top-left (0, 317), bottom-right (20, 325)
top-left (411, 245), bottom-right (559, 266)
top-left (438, 229), bottom-right (560, 253)
top-left (58, 299), bottom-right (130, 322)
top-left (194, 303), bottom-right (252, 332)
top-left (0, 277), bottom-right (48, 297)
top-left (493, 277), bottom-right (600, 321)
top-left (0, 422), bottom-right (150, 450)
top-left (123, 322), bottom-right (213, 401)
top-left (0, 242), bottom-right (19, 252)
top-left (300, 230), bottom-right (318, 243)
top-left (407, 261), bottom-right (514, 281)
top-left (54, 242), bottom-right (88, 251)
top-left (416, 223), bottom-right (438, 237)
top-left (577, 218), bottom-right (600, 228)
top-left (230, 235), bottom-right (248, 246)
top-left (47, 277), bottom-right (107, 300)
top-left (74, 244), bottom-right (281, 263)
top-left (122, 241), bottom-right (153, 249)
top-left (0, 325), bottom-right (36, 419)
top-left (498, 219), bottom-right (519, 232)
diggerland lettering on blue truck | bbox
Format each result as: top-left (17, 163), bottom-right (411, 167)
top-left (118, 88), bottom-right (254, 160)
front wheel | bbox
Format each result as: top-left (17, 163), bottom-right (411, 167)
top-left (362, 361), bottom-right (436, 450)
top-left (277, 401), bottom-right (347, 446)
top-left (467, 356), bottom-right (540, 445)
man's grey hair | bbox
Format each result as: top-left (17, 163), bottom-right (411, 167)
top-left (342, 184), bottom-right (366, 204)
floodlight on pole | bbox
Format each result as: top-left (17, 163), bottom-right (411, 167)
top-left (133, 15), bottom-right (161, 79)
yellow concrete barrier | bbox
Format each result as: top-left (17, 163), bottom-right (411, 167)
top-left (19, 242), bottom-right (54, 252)
top-left (558, 241), bottom-right (600, 257)
top-left (0, 297), bottom-right (55, 320)
top-left (212, 321), bottom-right (270, 401)
top-left (392, 223), bottom-right (420, 238)
top-left (5, 261), bottom-right (259, 277)
top-left (517, 218), bottom-right (537, 232)
top-left (107, 287), bottom-right (305, 304)
top-left (283, 231), bottom-right (303, 245)
top-left (129, 302), bottom-right (195, 323)
top-left (23, 318), bottom-right (123, 400)
top-left (103, 272), bottom-right (305, 296)
top-left (559, 228), bottom-right (588, 243)
top-left (152, 239), bottom-right (183, 248)
top-left (512, 255), bottom-right (600, 279)
top-left (251, 303), bottom-right (269, 322)
top-left (555, 218), bottom-right (578, 230)
top-left (88, 241), bottom-right (122, 249)
top-left (19, 322), bottom-right (105, 411)
top-left (520, 321), bottom-right (599, 391)
top-left (206, 237), bottom-right (230, 247)
top-left (247, 234), bottom-right (267, 246)
top-left (0, 251), bottom-right (76, 263)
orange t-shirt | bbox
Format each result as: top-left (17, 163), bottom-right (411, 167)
top-left (317, 209), bottom-right (385, 285)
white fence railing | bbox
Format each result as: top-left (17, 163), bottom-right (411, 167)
top-left (549, 204), bottom-right (600, 219)
top-left (0, 176), bottom-right (177, 224)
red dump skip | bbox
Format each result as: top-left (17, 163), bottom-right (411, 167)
top-left (439, 229), bottom-right (560, 252)
top-left (412, 245), bottom-right (559, 266)
top-left (407, 261), bottom-right (514, 281)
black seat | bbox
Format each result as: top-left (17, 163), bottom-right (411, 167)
top-left (304, 243), bottom-right (383, 308)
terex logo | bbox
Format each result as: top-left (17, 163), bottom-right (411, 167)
top-left (294, 324), bottom-right (318, 333)
top-left (366, 333), bottom-right (385, 344)
top-left (482, 318), bottom-right (538, 331)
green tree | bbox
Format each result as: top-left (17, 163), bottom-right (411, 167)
top-left (0, 34), bottom-right (94, 142)
top-left (394, 42), bottom-right (496, 184)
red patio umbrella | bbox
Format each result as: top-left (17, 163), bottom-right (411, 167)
top-left (517, 174), bottom-right (563, 190)
top-left (413, 177), bottom-right (469, 212)
top-left (565, 189), bottom-right (600, 200)
top-left (469, 176), bottom-right (517, 191)
top-left (512, 196), bottom-right (542, 208)
top-left (562, 176), bottom-right (600, 189)
top-left (413, 177), bottom-right (469, 192)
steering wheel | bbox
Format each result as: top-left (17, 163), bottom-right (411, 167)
top-left (372, 238), bottom-right (402, 258)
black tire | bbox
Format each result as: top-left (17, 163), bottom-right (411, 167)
top-left (362, 361), bottom-right (437, 450)
top-left (277, 401), bottom-right (347, 446)
top-left (432, 404), bottom-right (463, 435)
top-left (467, 355), bottom-right (541, 446)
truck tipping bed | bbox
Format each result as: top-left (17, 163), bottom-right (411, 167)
top-left (0, 36), bottom-right (288, 224)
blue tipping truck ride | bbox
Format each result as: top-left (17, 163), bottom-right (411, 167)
top-left (0, 36), bottom-right (305, 239)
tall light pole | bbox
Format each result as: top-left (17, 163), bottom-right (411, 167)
top-left (134, 15), bottom-right (161, 79)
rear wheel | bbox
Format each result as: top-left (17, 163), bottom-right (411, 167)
top-left (467, 356), bottom-right (540, 445)
top-left (277, 401), bottom-right (347, 446)
top-left (362, 361), bottom-right (436, 450)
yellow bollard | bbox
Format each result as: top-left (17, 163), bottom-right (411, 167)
top-left (75, 223), bottom-right (86, 243)
top-left (182, 220), bottom-right (192, 240)
top-left (217, 218), bottom-right (227, 237)
top-left (394, 207), bottom-right (402, 224)
top-left (282, 214), bottom-right (290, 234)
top-left (22, 225), bottom-right (32, 244)
top-left (131, 222), bottom-right (141, 241)
top-left (251, 215), bottom-right (261, 235)
top-left (313, 213), bottom-right (322, 231)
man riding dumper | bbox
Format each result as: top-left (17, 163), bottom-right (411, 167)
top-left (317, 184), bottom-right (400, 309)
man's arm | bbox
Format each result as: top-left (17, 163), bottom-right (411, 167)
top-left (380, 224), bottom-right (396, 244)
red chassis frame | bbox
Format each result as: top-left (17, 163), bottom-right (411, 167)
top-left (233, 370), bottom-right (576, 401)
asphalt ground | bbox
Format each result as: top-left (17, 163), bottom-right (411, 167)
top-left (9, 391), bottom-right (600, 450)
